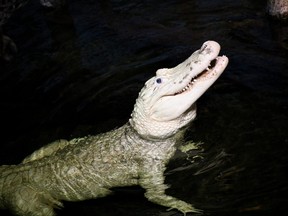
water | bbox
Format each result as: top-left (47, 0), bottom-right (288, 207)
top-left (1, 0), bottom-right (288, 215)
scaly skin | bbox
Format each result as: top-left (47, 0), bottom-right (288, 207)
top-left (0, 41), bottom-right (228, 216)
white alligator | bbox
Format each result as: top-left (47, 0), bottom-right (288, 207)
top-left (0, 41), bottom-right (228, 216)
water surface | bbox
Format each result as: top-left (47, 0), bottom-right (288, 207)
top-left (1, 0), bottom-right (287, 215)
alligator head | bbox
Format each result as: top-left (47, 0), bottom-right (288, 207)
top-left (130, 41), bottom-right (229, 140)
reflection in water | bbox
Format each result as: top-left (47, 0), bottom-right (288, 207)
top-left (1, 0), bottom-right (288, 215)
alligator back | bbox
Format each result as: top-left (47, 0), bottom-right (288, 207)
top-left (0, 165), bottom-right (18, 208)
top-left (0, 163), bottom-right (63, 215)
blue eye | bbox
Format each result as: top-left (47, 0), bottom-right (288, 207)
top-left (156, 78), bottom-right (162, 84)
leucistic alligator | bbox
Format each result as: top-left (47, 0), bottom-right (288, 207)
top-left (0, 41), bottom-right (228, 216)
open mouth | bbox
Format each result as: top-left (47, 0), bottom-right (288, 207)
top-left (173, 58), bottom-right (218, 95)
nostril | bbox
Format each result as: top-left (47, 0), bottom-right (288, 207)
top-left (199, 44), bottom-right (208, 53)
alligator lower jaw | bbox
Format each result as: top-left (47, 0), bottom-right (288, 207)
top-left (173, 56), bottom-right (225, 95)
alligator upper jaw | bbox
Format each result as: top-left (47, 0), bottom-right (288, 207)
top-left (173, 55), bottom-right (228, 96)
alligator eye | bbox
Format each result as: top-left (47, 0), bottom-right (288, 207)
top-left (156, 78), bottom-right (162, 84)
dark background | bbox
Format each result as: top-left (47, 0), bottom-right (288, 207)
top-left (1, 0), bottom-right (288, 215)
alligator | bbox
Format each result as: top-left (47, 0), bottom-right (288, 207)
top-left (0, 41), bottom-right (228, 216)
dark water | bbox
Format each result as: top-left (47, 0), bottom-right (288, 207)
top-left (1, 0), bottom-right (288, 215)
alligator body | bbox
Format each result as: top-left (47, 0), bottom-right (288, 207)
top-left (0, 41), bottom-right (228, 216)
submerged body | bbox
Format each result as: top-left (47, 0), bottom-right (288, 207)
top-left (0, 41), bottom-right (228, 216)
